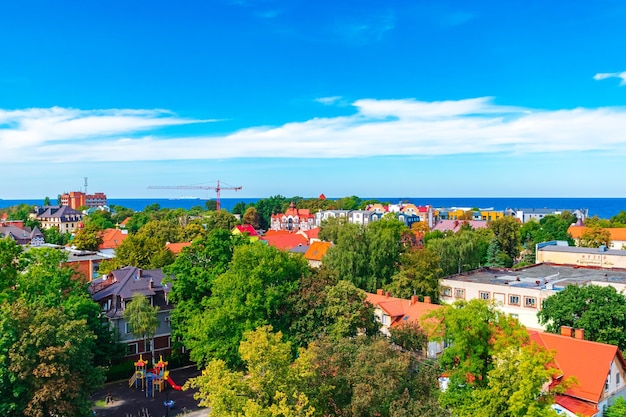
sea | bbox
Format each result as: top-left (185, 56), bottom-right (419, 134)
top-left (2, 197), bottom-right (626, 220)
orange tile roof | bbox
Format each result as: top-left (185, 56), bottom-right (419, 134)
top-left (304, 241), bottom-right (332, 261)
top-left (568, 225), bottom-right (626, 241)
top-left (260, 231), bottom-right (308, 250)
top-left (99, 228), bottom-right (128, 249)
top-left (305, 227), bottom-right (319, 240)
top-left (165, 241), bottom-right (192, 254)
top-left (529, 330), bottom-right (625, 404)
top-left (366, 292), bottom-right (443, 328)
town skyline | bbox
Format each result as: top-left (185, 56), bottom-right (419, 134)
top-left (2, 1), bottom-right (626, 199)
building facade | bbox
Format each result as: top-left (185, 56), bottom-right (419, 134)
top-left (60, 191), bottom-right (108, 210)
top-left (31, 205), bottom-right (84, 233)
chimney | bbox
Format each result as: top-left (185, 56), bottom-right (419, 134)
top-left (423, 296), bottom-right (431, 304)
top-left (149, 278), bottom-right (154, 289)
top-left (385, 291), bottom-right (391, 298)
top-left (377, 289), bottom-right (384, 296)
top-left (560, 326), bottom-right (574, 337)
top-left (411, 295), bottom-right (419, 304)
top-left (574, 328), bottom-right (585, 340)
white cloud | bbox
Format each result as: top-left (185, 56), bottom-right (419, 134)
top-left (594, 71), bottom-right (626, 85)
top-left (315, 96), bottom-right (343, 105)
top-left (4, 98), bottom-right (626, 163)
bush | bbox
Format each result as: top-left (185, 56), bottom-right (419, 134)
top-left (105, 360), bottom-right (135, 382)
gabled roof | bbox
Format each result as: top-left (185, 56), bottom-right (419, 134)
top-left (260, 230), bottom-right (308, 250)
top-left (166, 241), bottom-right (191, 254)
top-left (304, 241), bottom-right (332, 261)
top-left (529, 330), bottom-right (626, 405)
top-left (366, 292), bottom-right (443, 328)
top-left (233, 224), bottom-right (259, 236)
top-left (89, 266), bottom-right (168, 302)
top-left (34, 205), bottom-right (83, 221)
top-left (99, 228), bottom-right (128, 249)
top-left (568, 225), bottom-right (626, 242)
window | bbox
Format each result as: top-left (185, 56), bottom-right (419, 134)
top-left (524, 297), bottom-right (537, 308)
top-left (454, 288), bottom-right (465, 299)
top-left (381, 315), bottom-right (389, 325)
top-left (145, 340), bottom-right (153, 353)
top-left (441, 287), bottom-right (452, 297)
top-left (617, 372), bottom-right (621, 386)
top-left (510, 313), bottom-right (519, 319)
top-left (125, 322), bottom-right (131, 334)
top-left (127, 343), bottom-right (138, 355)
top-left (479, 291), bottom-right (490, 300)
top-left (509, 295), bottom-right (521, 306)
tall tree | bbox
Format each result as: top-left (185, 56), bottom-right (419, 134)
top-left (578, 226), bottom-right (611, 248)
top-left (387, 247), bottom-right (442, 301)
top-left (72, 222), bottom-right (104, 251)
top-left (489, 217), bottom-right (522, 262)
top-left (538, 284), bottom-right (626, 350)
top-left (185, 243), bottom-right (308, 367)
top-left (0, 300), bottom-right (104, 417)
top-left (123, 293), bottom-right (160, 363)
top-left (242, 207), bottom-right (261, 229)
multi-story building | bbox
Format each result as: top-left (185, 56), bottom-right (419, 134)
top-left (0, 220), bottom-right (44, 246)
top-left (60, 191), bottom-right (108, 210)
top-left (435, 207), bottom-right (505, 222)
top-left (440, 263), bottom-right (626, 330)
top-left (270, 202), bottom-right (315, 232)
top-left (88, 266), bottom-right (173, 360)
top-left (30, 205), bottom-right (84, 233)
top-left (536, 241), bottom-right (626, 269)
top-left (506, 207), bottom-right (588, 224)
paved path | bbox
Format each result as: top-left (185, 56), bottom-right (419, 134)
top-left (92, 366), bottom-right (209, 417)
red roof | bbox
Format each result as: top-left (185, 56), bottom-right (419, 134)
top-left (260, 231), bottom-right (308, 250)
top-left (234, 224), bottom-right (259, 236)
top-left (99, 228), bottom-right (128, 249)
top-left (529, 330), bottom-right (626, 405)
top-left (165, 242), bottom-right (192, 254)
top-left (554, 395), bottom-right (598, 417)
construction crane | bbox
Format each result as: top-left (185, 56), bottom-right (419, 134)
top-left (148, 180), bottom-right (242, 211)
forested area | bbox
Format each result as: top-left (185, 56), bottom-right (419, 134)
top-left (3, 196), bottom-right (626, 416)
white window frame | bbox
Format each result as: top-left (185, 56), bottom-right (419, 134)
top-left (479, 291), bottom-right (490, 300)
top-left (509, 295), bottom-right (521, 306)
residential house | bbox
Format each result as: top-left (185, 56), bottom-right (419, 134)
top-left (536, 241), bottom-right (626, 269)
top-left (440, 263), bottom-right (626, 330)
top-left (303, 241), bottom-right (332, 268)
top-left (88, 266), bottom-right (173, 360)
top-left (232, 224), bottom-right (260, 242)
top-left (270, 202), bottom-right (315, 232)
top-left (31, 205), bottom-right (84, 234)
top-left (99, 228), bottom-right (128, 256)
top-left (506, 207), bottom-right (588, 224)
top-left (435, 207), bottom-right (505, 222)
top-left (366, 290), bottom-right (444, 358)
top-left (165, 242), bottom-right (192, 255)
top-left (260, 230), bottom-right (309, 250)
top-left (568, 226), bottom-right (626, 250)
top-left (530, 328), bottom-right (626, 416)
top-left (0, 222), bottom-right (44, 246)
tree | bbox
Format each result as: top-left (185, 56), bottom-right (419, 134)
top-left (204, 210), bottom-right (239, 232)
top-left (489, 217), bottom-right (522, 261)
top-left (0, 237), bottom-right (22, 300)
top-left (254, 195), bottom-right (288, 230)
top-left (0, 300), bottom-right (104, 417)
top-left (460, 343), bottom-right (565, 417)
top-left (84, 210), bottom-right (115, 229)
top-left (188, 326), bottom-right (315, 417)
top-left (100, 233), bottom-right (175, 272)
top-left (41, 226), bottom-right (72, 245)
top-left (322, 280), bottom-right (380, 339)
top-left (72, 222), bottom-right (104, 251)
top-left (242, 207), bottom-right (261, 229)
top-left (123, 293), bottom-right (160, 362)
top-left (425, 299), bottom-right (528, 411)
top-left (137, 219), bottom-right (184, 243)
top-left (606, 397), bottom-right (626, 417)
top-left (579, 226), bottom-right (611, 248)
top-left (185, 243), bottom-right (308, 367)
top-left (43, 196), bottom-right (51, 206)
top-left (387, 247), bottom-right (442, 301)
top-left (538, 284), bottom-right (626, 350)
top-left (231, 201), bottom-right (248, 215)
top-left (389, 321), bottom-right (429, 354)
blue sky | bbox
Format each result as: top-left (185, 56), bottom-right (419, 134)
top-left (1, 0), bottom-right (626, 199)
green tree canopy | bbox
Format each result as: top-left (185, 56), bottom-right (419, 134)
top-left (538, 284), bottom-right (626, 350)
top-left (72, 222), bottom-right (104, 251)
top-left (387, 247), bottom-right (442, 300)
top-left (123, 293), bottom-right (160, 362)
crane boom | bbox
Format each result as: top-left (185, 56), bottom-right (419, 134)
top-left (148, 180), bottom-right (242, 211)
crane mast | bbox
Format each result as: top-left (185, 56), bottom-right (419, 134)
top-left (148, 180), bottom-right (242, 211)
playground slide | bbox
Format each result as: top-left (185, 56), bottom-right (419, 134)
top-left (166, 375), bottom-right (183, 391)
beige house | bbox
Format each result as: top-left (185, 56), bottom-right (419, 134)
top-left (31, 205), bottom-right (84, 234)
top-left (536, 241), bottom-right (626, 269)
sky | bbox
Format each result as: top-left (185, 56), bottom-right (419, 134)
top-left (1, 0), bottom-right (626, 199)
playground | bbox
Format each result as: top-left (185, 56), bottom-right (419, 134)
top-left (92, 356), bottom-right (206, 417)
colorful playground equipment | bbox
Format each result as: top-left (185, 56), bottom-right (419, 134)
top-left (128, 355), bottom-right (183, 397)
